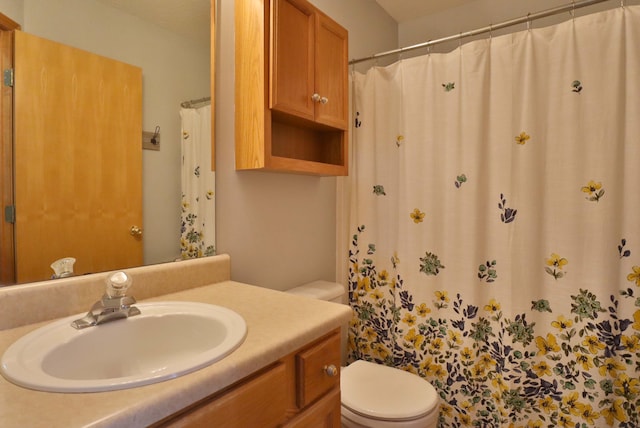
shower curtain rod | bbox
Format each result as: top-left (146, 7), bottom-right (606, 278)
top-left (349, 0), bottom-right (612, 65)
top-left (180, 96), bottom-right (211, 108)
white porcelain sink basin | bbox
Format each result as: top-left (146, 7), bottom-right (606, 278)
top-left (1, 301), bottom-right (247, 393)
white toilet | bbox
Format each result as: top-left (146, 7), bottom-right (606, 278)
top-left (286, 281), bottom-right (440, 428)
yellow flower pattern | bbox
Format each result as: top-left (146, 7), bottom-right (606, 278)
top-left (551, 315), bottom-right (573, 330)
top-left (535, 333), bottom-right (560, 355)
top-left (484, 298), bottom-right (501, 313)
top-left (348, 228), bottom-right (640, 427)
top-left (581, 180), bottom-right (605, 202)
top-left (410, 208), bottom-right (425, 223)
top-left (627, 265), bottom-right (640, 286)
top-left (545, 253), bottom-right (568, 279)
top-left (515, 131), bottom-right (530, 145)
top-left (348, 155), bottom-right (639, 428)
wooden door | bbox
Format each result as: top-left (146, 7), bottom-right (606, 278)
top-left (314, 12), bottom-right (348, 130)
top-left (0, 23), bottom-right (18, 285)
top-left (13, 31), bottom-right (142, 283)
top-left (270, 0), bottom-right (315, 122)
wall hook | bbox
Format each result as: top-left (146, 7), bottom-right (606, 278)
top-left (142, 126), bottom-right (161, 151)
top-left (151, 126), bottom-right (160, 145)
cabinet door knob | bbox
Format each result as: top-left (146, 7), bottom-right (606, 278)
top-left (311, 94), bottom-right (329, 104)
top-left (324, 364), bottom-right (338, 377)
top-left (130, 225), bottom-right (143, 237)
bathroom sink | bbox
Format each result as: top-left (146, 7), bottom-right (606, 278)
top-left (1, 301), bottom-right (247, 393)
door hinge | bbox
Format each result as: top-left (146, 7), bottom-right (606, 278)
top-left (4, 205), bottom-right (15, 223)
top-left (3, 68), bottom-right (13, 87)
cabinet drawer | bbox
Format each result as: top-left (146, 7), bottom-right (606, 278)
top-left (296, 331), bottom-right (340, 408)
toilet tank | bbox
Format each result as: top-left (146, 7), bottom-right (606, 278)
top-left (285, 280), bottom-right (346, 304)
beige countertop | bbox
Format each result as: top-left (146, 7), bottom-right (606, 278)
top-left (0, 280), bottom-right (352, 428)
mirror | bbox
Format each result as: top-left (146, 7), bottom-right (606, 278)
top-left (1, 0), bottom-right (212, 284)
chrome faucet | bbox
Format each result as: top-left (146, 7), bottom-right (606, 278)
top-left (71, 271), bottom-right (141, 330)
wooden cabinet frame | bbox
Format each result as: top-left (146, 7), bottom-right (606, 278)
top-left (235, 0), bottom-right (348, 176)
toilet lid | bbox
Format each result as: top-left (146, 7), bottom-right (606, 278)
top-left (341, 360), bottom-right (439, 420)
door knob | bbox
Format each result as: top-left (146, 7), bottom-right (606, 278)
top-left (130, 226), bottom-right (143, 237)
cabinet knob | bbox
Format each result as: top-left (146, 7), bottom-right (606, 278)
top-left (311, 93), bottom-right (329, 104)
top-left (324, 364), bottom-right (338, 377)
top-left (130, 225), bottom-right (143, 237)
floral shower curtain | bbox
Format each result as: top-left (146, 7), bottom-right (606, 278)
top-left (348, 6), bottom-right (640, 427)
top-left (180, 105), bottom-right (216, 259)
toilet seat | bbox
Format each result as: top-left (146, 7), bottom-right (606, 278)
top-left (341, 360), bottom-right (439, 421)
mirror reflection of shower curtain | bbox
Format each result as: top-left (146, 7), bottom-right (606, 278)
top-left (180, 104), bottom-right (215, 259)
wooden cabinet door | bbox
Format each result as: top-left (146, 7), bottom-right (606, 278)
top-left (270, 0), bottom-right (315, 122)
top-left (284, 388), bottom-right (341, 428)
top-left (314, 12), bottom-right (348, 130)
top-left (158, 363), bottom-right (290, 428)
top-left (13, 31), bottom-right (143, 282)
top-left (271, 0), bottom-right (347, 130)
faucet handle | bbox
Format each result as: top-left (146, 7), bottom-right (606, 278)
top-left (105, 271), bottom-right (132, 298)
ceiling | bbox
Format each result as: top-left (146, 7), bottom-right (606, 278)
top-left (96, 0), bottom-right (210, 44)
top-left (375, 0), bottom-right (479, 23)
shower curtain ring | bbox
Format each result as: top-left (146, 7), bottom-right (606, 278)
top-left (489, 24), bottom-right (493, 41)
top-left (527, 13), bottom-right (531, 31)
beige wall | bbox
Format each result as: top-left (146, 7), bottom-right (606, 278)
top-left (0, 0), bottom-right (21, 24)
top-left (215, 0), bottom-right (397, 290)
top-left (3, 0), bottom-right (210, 267)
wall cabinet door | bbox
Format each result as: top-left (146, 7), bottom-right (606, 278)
top-left (313, 12), bottom-right (348, 130)
top-left (270, 0), bottom-right (315, 122)
top-left (270, 0), bottom-right (348, 130)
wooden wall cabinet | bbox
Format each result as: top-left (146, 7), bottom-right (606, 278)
top-left (235, 0), bottom-right (348, 176)
top-left (271, 0), bottom-right (348, 130)
top-left (155, 330), bottom-right (342, 427)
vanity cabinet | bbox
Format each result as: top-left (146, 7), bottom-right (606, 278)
top-left (235, 0), bottom-right (348, 176)
top-left (155, 330), bottom-right (342, 427)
